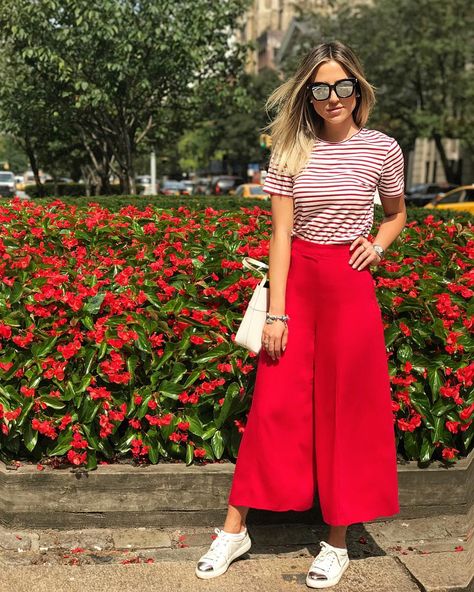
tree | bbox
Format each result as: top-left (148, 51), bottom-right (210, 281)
top-left (287, 0), bottom-right (474, 184)
top-left (0, 0), bottom-right (251, 194)
top-left (177, 67), bottom-right (282, 176)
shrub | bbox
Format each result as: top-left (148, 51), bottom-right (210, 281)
top-left (0, 197), bottom-right (471, 470)
top-left (23, 184), bottom-right (144, 198)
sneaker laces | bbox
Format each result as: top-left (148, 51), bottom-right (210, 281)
top-left (308, 541), bottom-right (346, 579)
top-left (199, 528), bottom-right (239, 567)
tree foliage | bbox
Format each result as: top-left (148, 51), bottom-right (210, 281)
top-left (288, 0), bottom-right (474, 183)
top-left (0, 0), bottom-right (251, 193)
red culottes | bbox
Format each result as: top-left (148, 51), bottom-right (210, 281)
top-left (228, 236), bottom-right (400, 526)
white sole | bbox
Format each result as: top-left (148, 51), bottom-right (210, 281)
top-left (195, 535), bottom-right (252, 579)
top-left (305, 557), bottom-right (350, 588)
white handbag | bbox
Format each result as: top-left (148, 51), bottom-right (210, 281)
top-left (234, 257), bottom-right (269, 354)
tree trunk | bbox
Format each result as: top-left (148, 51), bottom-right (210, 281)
top-left (123, 128), bottom-right (136, 195)
top-left (24, 137), bottom-right (44, 197)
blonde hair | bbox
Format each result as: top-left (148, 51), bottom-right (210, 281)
top-left (263, 40), bottom-right (376, 176)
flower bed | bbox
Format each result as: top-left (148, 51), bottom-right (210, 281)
top-left (0, 197), bottom-right (472, 470)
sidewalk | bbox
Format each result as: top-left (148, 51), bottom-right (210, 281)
top-left (0, 512), bottom-right (471, 591)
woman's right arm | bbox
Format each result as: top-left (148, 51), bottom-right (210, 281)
top-left (262, 195), bottom-right (294, 360)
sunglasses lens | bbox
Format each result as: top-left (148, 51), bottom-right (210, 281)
top-left (312, 86), bottom-right (329, 100)
top-left (336, 80), bottom-right (355, 97)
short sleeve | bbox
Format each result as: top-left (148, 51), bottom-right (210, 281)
top-left (378, 139), bottom-right (405, 198)
top-left (262, 152), bottom-right (294, 198)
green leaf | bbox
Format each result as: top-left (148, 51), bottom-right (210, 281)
top-left (202, 425), bottom-right (217, 440)
top-left (215, 382), bottom-right (239, 428)
top-left (170, 362), bottom-right (187, 383)
top-left (420, 433), bottom-right (435, 463)
top-left (77, 395), bottom-right (100, 424)
top-left (16, 398), bottom-right (34, 427)
top-left (98, 340), bottom-right (108, 360)
top-left (431, 318), bottom-right (446, 341)
top-left (127, 355), bottom-right (139, 381)
top-left (83, 348), bottom-right (97, 375)
top-left (183, 368), bottom-right (202, 388)
top-left (154, 342), bottom-right (176, 370)
top-left (84, 293), bottom-right (105, 315)
top-left (433, 415), bottom-right (446, 444)
top-left (217, 270), bottom-right (242, 290)
top-left (40, 395), bottom-right (66, 410)
top-left (384, 324), bottom-right (400, 347)
top-left (160, 415), bottom-right (177, 442)
top-left (193, 342), bottom-right (231, 364)
top-left (184, 412), bottom-right (204, 437)
top-left (86, 450), bottom-right (97, 470)
top-left (134, 324), bottom-right (152, 354)
top-left (396, 343), bottom-right (413, 363)
top-left (48, 428), bottom-right (73, 456)
top-left (144, 292), bottom-right (162, 308)
top-left (403, 431), bottom-right (419, 459)
top-left (427, 367), bottom-right (443, 402)
top-left (432, 396), bottom-right (455, 418)
top-left (211, 429), bottom-right (224, 459)
top-left (185, 443), bottom-right (194, 465)
top-left (24, 420), bottom-right (38, 452)
top-left (81, 315), bottom-right (95, 330)
top-left (31, 336), bottom-right (58, 358)
top-left (81, 423), bottom-right (101, 451)
top-left (10, 278), bottom-right (25, 304)
top-left (461, 426), bottom-right (474, 450)
top-left (158, 380), bottom-right (183, 400)
top-left (409, 390), bottom-right (433, 429)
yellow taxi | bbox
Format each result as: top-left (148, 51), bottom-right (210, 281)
top-left (424, 184), bottom-right (474, 214)
top-left (234, 183), bottom-right (269, 200)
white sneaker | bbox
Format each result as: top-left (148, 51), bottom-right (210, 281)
top-left (306, 540), bottom-right (350, 588)
top-left (195, 526), bottom-right (252, 579)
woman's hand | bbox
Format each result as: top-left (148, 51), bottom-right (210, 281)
top-left (348, 236), bottom-right (382, 270)
top-left (261, 320), bottom-right (288, 360)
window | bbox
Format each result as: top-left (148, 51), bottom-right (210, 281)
top-left (250, 186), bottom-right (266, 195)
top-left (437, 190), bottom-right (464, 204)
top-left (464, 189), bottom-right (474, 202)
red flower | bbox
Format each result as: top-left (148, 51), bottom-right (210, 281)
top-left (441, 447), bottom-right (459, 460)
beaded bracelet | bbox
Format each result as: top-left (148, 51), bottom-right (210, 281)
top-left (265, 313), bottom-right (290, 324)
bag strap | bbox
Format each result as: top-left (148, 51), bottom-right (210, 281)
top-left (242, 256), bottom-right (269, 276)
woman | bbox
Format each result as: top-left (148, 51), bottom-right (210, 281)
top-left (195, 40), bottom-right (406, 589)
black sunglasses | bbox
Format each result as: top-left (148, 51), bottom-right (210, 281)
top-left (307, 77), bottom-right (359, 101)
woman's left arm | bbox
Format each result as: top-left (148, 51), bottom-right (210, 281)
top-left (372, 194), bottom-right (407, 252)
top-left (349, 195), bottom-right (407, 270)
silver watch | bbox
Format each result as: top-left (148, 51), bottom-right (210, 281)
top-left (373, 244), bottom-right (384, 258)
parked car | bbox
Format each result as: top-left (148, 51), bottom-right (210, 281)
top-left (211, 175), bottom-right (245, 195)
top-left (424, 184), bottom-right (474, 214)
top-left (135, 175), bottom-right (156, 195)
top-left (18, 170), bottom-right (49, 191)
top-left (194, 178), bottom-right (212, 195)
top-left (235, 183), bottom-right (269, 200)
top-left (0, 171), bottom-right (16, 197)
top-left (405, 183), bottom-right (457, 207)
top-left (160, 180), bottom-right (187, 196)
top-left (181, 180), bottom-right (197, 196)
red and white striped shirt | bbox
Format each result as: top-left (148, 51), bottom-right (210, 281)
top-left (262, 127), bottom-right (405, 244)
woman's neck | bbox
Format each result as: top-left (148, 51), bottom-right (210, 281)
top-left (317, 121), bottom-right (361, 143)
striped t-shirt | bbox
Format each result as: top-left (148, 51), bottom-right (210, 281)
top-left (262, 127), bottom-right (405, 244)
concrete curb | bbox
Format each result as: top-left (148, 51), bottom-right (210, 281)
top-left (0, 448), bottom-right (472, 529)
top-left (0, 513), bottom-right (471, 591)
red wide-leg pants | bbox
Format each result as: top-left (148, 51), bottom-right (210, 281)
top-left (228, 236), bottom-right (400, 526)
